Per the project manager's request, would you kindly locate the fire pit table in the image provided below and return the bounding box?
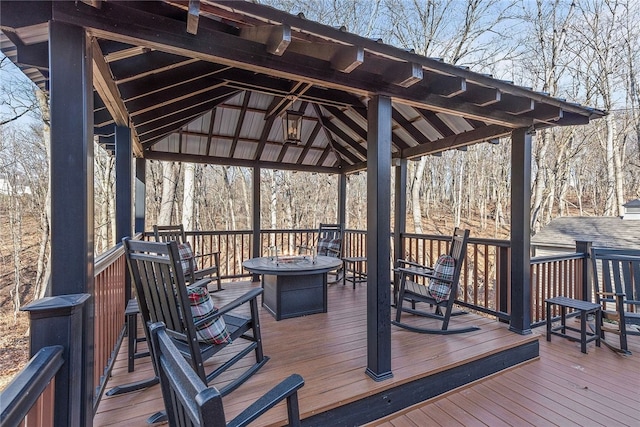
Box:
[242,255,342,320]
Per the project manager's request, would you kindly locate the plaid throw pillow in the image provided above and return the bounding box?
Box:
[317,237,341,257]
[187,286,231,345]
[178,242,198,275]
[427,254,456,303]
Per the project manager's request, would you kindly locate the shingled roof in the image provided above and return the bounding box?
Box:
[531,216,640,251]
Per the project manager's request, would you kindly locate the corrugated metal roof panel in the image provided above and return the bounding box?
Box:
[183,134,207,155]
[210,137,231,157]
[240,109,265,141]
[234,140,257,160]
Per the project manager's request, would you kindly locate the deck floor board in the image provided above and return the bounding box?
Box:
[370,323,640,427]
[95,279,536,426]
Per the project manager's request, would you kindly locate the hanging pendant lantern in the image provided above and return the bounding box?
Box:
[283,110,303,144]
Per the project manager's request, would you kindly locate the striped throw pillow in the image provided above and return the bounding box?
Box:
[427,254,456,302]
[187,286,231,345]
[178,242,198,275]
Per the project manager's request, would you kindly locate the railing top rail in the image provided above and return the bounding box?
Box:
[0,345,64,427]
[402,232,510,247]
[94,242,124,276]
[531,252,586,264]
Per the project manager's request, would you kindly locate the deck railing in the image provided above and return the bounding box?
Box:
[0,346,63,427]
[12,229,594,426]
[92,243,127,408]
[529,252,587,327]
[402,233,512,320]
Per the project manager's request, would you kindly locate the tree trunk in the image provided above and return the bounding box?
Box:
[158,162,180,225]
[182,162,196,231]
[411,157,427,233]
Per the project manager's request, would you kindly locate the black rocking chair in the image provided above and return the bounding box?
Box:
[392,228,479,334]
[123,238,269,421]
[148,321,304,427]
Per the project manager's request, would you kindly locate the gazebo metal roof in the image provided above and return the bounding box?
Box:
[1,0,605,173]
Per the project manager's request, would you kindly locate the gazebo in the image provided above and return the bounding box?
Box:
[0,1,605,425]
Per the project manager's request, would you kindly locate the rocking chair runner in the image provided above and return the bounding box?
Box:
[123,238,269,401]
[590,247,640,355]
[154,224,222,292]
[392,228,479,334]
[148,321,304,427]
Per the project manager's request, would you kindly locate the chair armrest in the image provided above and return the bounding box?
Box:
[395,259,434,271]
[228,374,305,427]
[396,266,445,282]
[191,288,263,329]
[194,250,220,259]
[187,278,212,289]
[215,288,263,318]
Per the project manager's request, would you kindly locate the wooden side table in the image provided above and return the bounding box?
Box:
[545,296,601,354]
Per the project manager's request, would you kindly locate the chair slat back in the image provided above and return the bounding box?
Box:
[124,238,207,379]
[154,224,187,244]
[149,322,226,427]
[591,247,640,306]
[318,223,344,256]
[448,228,469,298]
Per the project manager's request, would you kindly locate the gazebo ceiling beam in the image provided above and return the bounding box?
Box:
[239,24,291,56]
[91,37,143,156]
[415,108,456,138]
[350,106,408,151]
[117,62,229,101]
[402,124,513,159]
[319,116,367,160]
[132,86,238,127]
[313,104,360,165]
[391,109,433,144]
[51,1,540,129]
[145,150,340,174]
[124,79,228,114]
[457,83,501,107]
[229,92,251,158]
[296,121,322,165]
[216,0,599,119]
[186,0,200,35]
[287,41,364,73]
[134,91,238,137]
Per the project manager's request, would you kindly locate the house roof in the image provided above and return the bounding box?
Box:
[0,0,606,173]
[531,217,640,250]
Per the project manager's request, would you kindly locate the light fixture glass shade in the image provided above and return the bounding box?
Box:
[283,110,303,143]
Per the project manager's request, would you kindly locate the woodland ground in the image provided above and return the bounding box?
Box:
[0,209,509,391]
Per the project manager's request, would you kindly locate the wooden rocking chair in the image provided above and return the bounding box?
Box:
[123,238,269,422]
[153,224,222,292]
[590,247,640,355]
[392,228,479,334]
[148,321,304,427]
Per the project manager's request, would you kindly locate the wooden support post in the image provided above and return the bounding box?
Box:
[393,159,407,305]
[252,166,261,282]
[48,19,95,425]
[134,158,146,234]
[497,246,509,322]
[22,294,91,427]
[509,128,532,335]
[338,173,347,226]
[116,125,132,304]
[366,95,393,381]
[575,241,593,301]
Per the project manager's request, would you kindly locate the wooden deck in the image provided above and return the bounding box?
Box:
[369,323,640,427]
[95,280,538,426]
